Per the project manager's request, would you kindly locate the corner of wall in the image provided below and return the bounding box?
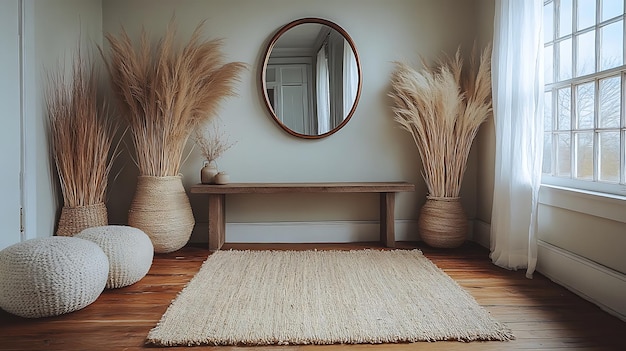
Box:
[472,219,491,249]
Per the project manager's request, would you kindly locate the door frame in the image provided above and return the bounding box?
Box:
[21,0,37,241]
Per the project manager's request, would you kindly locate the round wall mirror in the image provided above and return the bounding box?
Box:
[260,18,362,139]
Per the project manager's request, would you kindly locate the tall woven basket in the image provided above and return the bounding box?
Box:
[418,197,467,248]
[56,202,108,237]
[128,175,195,253]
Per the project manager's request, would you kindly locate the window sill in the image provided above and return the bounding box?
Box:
[539,184,626,224]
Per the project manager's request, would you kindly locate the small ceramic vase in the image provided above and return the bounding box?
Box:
[214,172,230,185]
[200,161,218,184]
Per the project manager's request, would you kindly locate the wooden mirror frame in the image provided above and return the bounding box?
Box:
[260,17,362,139]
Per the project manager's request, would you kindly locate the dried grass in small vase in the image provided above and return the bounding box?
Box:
[193,122,236,166]
[45,49,118,236]
[193,122,236,184]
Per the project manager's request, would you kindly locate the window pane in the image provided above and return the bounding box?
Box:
[559,0,574,37]
[600,20,624,71]
[601,0,624,21]
[576,30,596,76]
[599,76,621,128]
[544,0,626,191]
[559,38,573,81]
[576,132,594,179]
[557,87,572,130]
[545,1,555,42]
[576,82,595,129]
[578,0,597,30]
[598,131,620,182]
[545,91,553,131]
[557,133,572,177]
[543,133,553,174]
[545,44,554,84]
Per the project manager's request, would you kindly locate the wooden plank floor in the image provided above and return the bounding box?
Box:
[0,242,624,350]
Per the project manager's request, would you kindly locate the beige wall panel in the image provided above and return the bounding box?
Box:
[538,204,626,274]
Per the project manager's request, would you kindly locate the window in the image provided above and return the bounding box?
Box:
[543,0,626,195]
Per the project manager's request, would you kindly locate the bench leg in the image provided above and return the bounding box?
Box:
[208,194,226,251]
[380,192,396,248]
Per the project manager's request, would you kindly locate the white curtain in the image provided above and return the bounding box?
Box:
[490,0,543,278]
[316,46,331,134]
[342,39,358,117]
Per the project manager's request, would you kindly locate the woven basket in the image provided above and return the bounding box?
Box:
[56,202,108,237]
[418,196,467,248]
[128,176,195,253]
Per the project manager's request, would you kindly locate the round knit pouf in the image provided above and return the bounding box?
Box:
[76,225,154,289]
[0,237,109,318]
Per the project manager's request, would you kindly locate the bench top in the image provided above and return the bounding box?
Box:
[190,182,415,194]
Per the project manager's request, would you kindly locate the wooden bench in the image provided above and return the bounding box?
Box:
[190,182,415,251]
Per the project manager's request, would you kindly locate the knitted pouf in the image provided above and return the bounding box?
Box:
[0,237,109,318]
[76,225,154,289]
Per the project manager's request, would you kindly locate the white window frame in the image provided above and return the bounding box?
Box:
[542,0,626,197]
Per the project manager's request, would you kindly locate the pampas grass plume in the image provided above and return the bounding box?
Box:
[389,45,492,198]
[102,18,246,177]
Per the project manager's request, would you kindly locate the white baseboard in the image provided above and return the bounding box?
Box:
[537,240,626,322]
[190,220,420,244]
[472,219,491,249]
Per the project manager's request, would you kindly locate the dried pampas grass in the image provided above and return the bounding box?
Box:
[389,45,492,198]
[46,50,117,208]
[102,18,246,177]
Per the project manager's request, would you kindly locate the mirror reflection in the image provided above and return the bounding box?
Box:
[261,18,361,138]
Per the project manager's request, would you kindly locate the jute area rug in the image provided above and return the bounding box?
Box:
[147,249,513,346]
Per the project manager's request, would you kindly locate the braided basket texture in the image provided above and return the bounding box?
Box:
[128,176,194,253]
[418,197,468,248]
[56,202,108,237]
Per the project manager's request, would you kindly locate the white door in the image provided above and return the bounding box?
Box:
[281,85,307,134]
[279,65,309,134]
[0,0,23,250]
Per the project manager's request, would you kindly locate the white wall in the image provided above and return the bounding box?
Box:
[474,0,497,247]
[22,0,103,239]
[101,0,482,243]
